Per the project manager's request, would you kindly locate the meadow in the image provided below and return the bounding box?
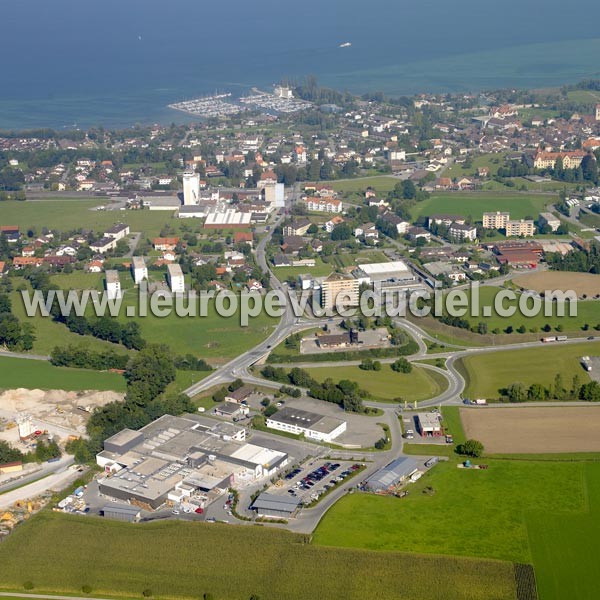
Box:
[411,192,549,221]
[315,459,600,599]
[0,511,519,600]
[304,364,447,403]
[456,342,598,399]
[0,356,126,392]
[327,175,398,194]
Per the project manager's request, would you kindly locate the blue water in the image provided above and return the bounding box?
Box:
[2,0,600,129]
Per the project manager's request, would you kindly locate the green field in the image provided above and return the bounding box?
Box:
[0,511,519,600]
[327,176,398,194]
[11,278,278,363]
[457,342,598,398]
[441,286,600,333]
[0,356,126,392]
[444,153,506,179]
[315,460,600,598]
[305,364,447,403]
[411,192,549,222]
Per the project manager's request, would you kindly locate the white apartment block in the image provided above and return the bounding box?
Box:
[131,256,148,285]
[167,263,185,293]
[483,212,510,229]
[105,270,121,300]
[538,212,561,232]
[321,273,359,311]
[305,197,343,213]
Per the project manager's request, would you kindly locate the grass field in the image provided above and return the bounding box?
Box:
[304,364,448,403]
[411,192,549,221]
[11,278,278,362]
[457,342,598,398]
[0,511,519,600]
[0,356,126,392]
[444,153,505,179]
[0,199,181,239]
[441,285,600,333]
[327,176,398,194]
[315,459,600,598]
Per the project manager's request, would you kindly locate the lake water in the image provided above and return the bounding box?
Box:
[2,0,600,129]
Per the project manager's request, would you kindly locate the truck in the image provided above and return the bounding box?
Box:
[474,399,487,405]
[542,336,568,343]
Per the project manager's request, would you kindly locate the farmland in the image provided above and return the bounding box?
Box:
[0,511,519,600]
[513,271,600,298]
[456,342,598,398]
[0,356,126,392]
[315,459,600,599]
[327,175,398,194]
[460,406,600,454]
[304,364,448,403]
[411,192,549,221]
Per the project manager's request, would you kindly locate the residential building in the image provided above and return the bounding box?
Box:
[533,150,586,170]
[104,223,130,240]
[506,219,535,237]
[105,270,121,300]
[167,263,185,293]
[428,214,465,228]
[483,211,510,229]
[538,212,561,232]
[305,197,343,213]
[152,237,180,251]
[320,273,359,311]
[131,256,147,284]
[448,222,477,242]
[283,218,311,236]
[182,172,200,205]
[90,237,117,254]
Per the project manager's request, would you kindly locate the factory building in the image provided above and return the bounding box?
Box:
[364,457,419,492]
[266,407,347,443]
[96,415,289,510]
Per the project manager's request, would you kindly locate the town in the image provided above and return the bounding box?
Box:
[2,78,600,600]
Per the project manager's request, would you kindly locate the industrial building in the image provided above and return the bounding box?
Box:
[251,492,300,518]
[101,504,141,522]
[266,406,347,443]
[364,457,419,492]
[96,414,289,510]
[204,208,252,228]
[538,212,561,232]
[417,412,443,437]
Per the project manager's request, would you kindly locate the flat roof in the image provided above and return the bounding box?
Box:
[268,406,345,434]
[167,263,184,277]
[252,492,299,513]
[417,412,442,429]
[105,270,120,284]
[105,428,143,448]
[132,256,146,268]
[358,260,410,275]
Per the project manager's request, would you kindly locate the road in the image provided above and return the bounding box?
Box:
[0,457,77,510]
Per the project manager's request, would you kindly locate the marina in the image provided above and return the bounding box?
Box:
[167,93,245,118]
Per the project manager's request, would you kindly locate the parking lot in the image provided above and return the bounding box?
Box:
[267,459,365,507]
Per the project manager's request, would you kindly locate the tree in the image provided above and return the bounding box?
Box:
[507,382,527,403]
[391,358,412,373]
[457,439,484,458]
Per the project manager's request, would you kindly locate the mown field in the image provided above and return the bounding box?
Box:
[327,175,398,194]
[411,192,549,221]
[315,460,600,599]
[0,356,126,392]
[304,364,447,403]
[0,511,519,600]
[457,341,598,398]
[512,271,600,298]
[10,278,278,363]
[440,285,600,333]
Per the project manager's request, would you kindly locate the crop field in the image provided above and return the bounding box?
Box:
[457,342,598,398]
[0,356,126,392]
[0,511,519,600]
[513,271,600,298]
[460,406,600,454]
[411,192,549,221]
[304,364,448,403]
[315,459,600,599]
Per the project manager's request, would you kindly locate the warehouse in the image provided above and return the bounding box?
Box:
[266,406,347,442]
[357,260,416,284]
[251,492,300,518]
[417,412,443,437]
[365,457,419,492]
[101,504,141,522]
[204,208,252,228]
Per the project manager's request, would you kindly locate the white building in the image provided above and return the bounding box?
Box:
[104,224,130,240]
[538,212,561,232]
[167,263,185,293]
[90,237,118,254]
[266,407,347,443]
[449,222,478,242]
[305,197,343,213]
[182,172,200,206]
[131,256,148,285]
[105,270,121,299]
